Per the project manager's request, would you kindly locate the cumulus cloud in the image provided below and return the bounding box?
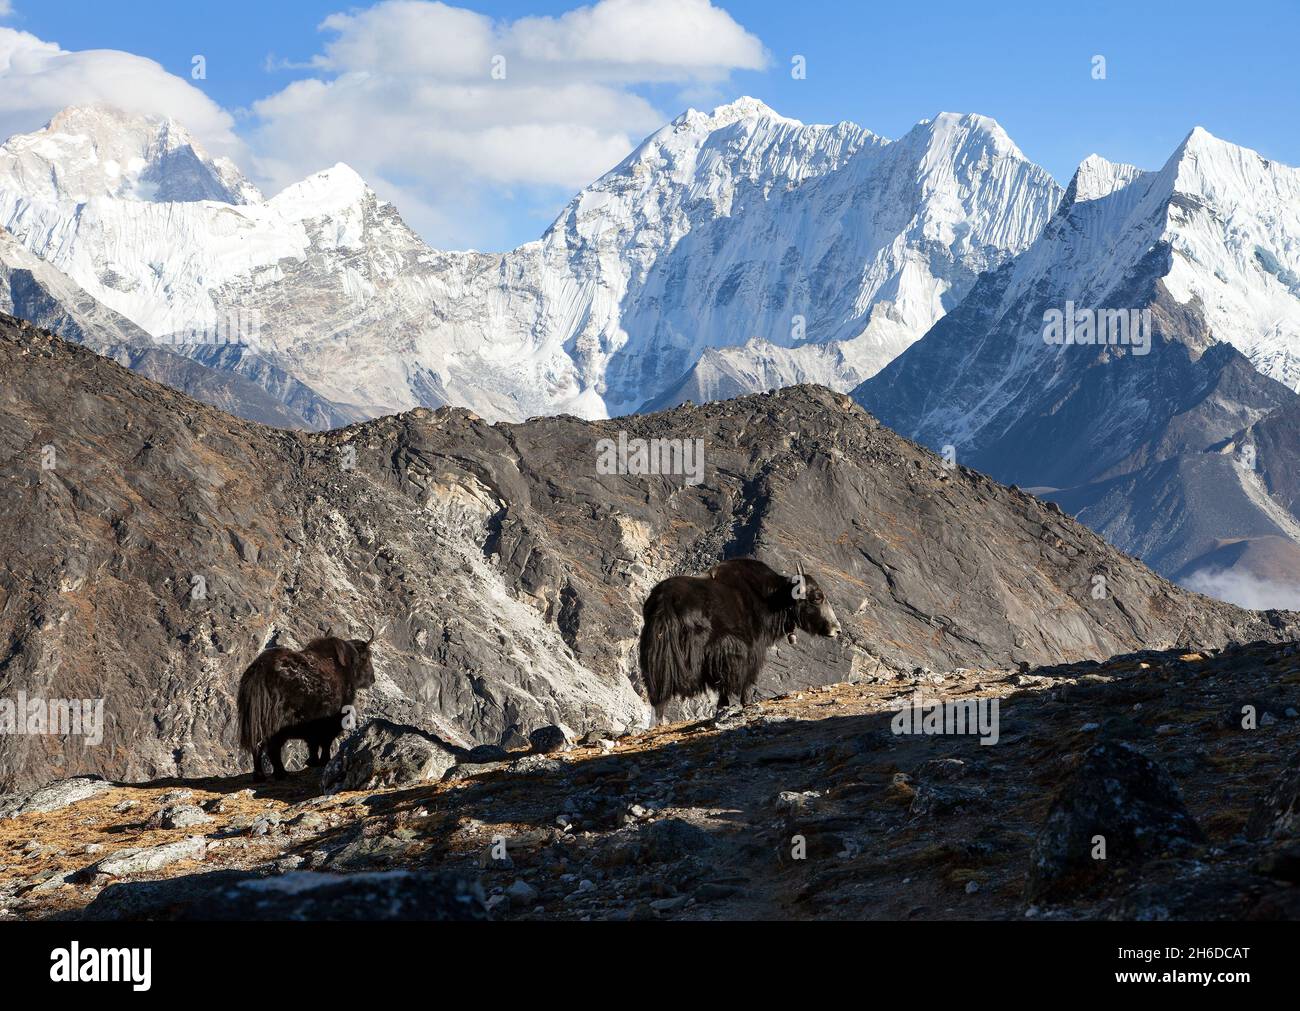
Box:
[0,27,244,160]
[1182,567,1300,610]
[248,0,768,246]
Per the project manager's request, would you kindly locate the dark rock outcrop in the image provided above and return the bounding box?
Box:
[1027,742,1204,902]
[1247,751,1300,840]
[74,869,487,921]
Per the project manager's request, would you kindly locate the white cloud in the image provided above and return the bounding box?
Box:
[248,0,768,246]
[0,27,243,161]
[0,2,768,249]
[0,3,13,19]
[509,0,767,80]
[1182,567,1300,610]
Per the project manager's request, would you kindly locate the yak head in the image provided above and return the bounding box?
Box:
[787,564,841,641]
[321,624,383,691]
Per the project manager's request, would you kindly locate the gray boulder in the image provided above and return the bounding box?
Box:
[146,803,213,830]
[529,725,575,754]
[322,719,461,794]
[77,836,207,880]
[0,776,112,820]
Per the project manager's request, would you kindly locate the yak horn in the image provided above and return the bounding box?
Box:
[363,622,387,646]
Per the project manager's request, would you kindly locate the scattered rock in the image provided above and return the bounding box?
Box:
[529,725,574,754]
[322,719,461,794]
[0,776,112,819]
[146,803,213,830]
[79,836,208,880]
[506,879,539,905]
[1027,742,1204,902]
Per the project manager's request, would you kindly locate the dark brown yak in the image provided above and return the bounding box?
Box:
[237,628,380,780]
[640,557,841,723]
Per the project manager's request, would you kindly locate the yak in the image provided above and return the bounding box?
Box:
[237,629,379,780]
[639,557,841,723]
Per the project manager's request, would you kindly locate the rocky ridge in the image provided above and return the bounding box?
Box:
[2,315,1297,792]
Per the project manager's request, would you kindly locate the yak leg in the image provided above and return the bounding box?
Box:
[305,716,340,765]
[308,729,331,766]
[251,745,268,782]
[709,635,750,716]
[267,730,290,779]
[304,727,324,766]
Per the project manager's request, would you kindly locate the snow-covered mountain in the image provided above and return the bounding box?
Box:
[0,105,261,206]
[854,128,1300,603]
[0,225,151,346]
[0,212,353,431]
[0,100,1061,422]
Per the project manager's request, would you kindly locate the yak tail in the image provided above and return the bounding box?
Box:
[639,595,703,707]
[237,667,280,754]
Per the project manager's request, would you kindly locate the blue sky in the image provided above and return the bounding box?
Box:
[2,0,1297,250]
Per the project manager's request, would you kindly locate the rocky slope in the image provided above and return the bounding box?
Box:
[0,101,1061,422]
[2,638,1297,921]
[855,130,1300,599]
[2,316,1297,793]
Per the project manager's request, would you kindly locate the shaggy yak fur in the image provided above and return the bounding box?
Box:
[237,632,377,780]
[639,557,841,721]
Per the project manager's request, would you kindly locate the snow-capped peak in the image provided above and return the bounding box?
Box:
[1149,125,1300,390]
[1066,154,1145,204]
[0,96,1064,425]
[0,103,261,205]
[269,162,373,216]
[1161,124,1295,204]
[672,96,796,131]
[910,111,1026,161]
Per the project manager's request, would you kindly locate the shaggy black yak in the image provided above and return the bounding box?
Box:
[237,629,379,780]
[639,558,841,722]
